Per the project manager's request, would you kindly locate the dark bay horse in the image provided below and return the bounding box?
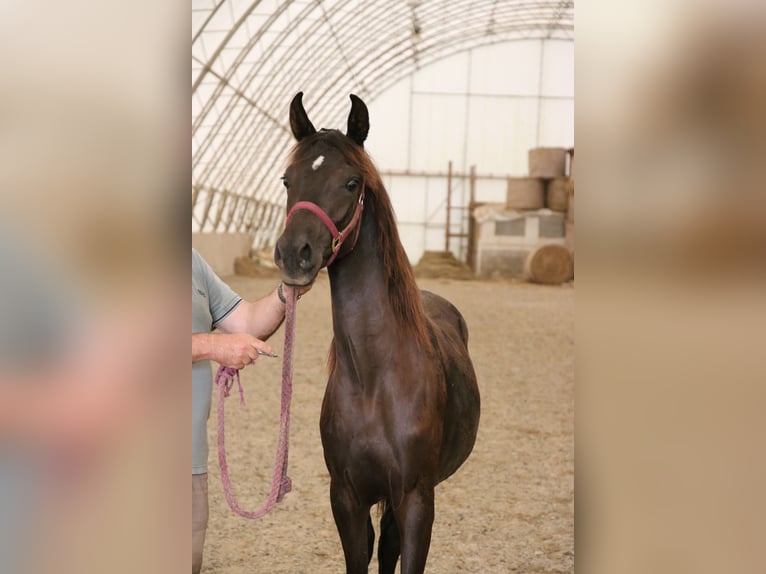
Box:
[275,92,480,574]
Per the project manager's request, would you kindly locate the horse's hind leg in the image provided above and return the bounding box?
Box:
[329,479,370,574]
[377,505,400,574]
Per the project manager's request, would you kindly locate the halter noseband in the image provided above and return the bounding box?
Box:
[284,184,365,267]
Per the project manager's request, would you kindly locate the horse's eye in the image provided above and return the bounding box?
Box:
[281,177,289,190]
[345,179,359,192]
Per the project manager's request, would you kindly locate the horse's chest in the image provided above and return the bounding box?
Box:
[320,394,392,453]
[320,377,443,476]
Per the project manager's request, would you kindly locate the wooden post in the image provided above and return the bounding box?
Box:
[213,190,229,231]
[467,165,477,271]
[224,193,242,232]
[445,160,453,252]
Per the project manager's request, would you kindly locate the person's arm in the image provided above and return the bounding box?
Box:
[216,285,285,340]
[216,283,310,340]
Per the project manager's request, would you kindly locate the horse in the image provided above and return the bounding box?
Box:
[274,92,480,574]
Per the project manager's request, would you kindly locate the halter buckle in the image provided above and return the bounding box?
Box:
[331,233,343,253]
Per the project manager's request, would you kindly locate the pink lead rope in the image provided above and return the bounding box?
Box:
[214,287,297,519]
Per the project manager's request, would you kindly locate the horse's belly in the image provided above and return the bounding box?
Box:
[439,375,480,480]
[421,290,482,480]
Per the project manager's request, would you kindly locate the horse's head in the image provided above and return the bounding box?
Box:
[274,92,369,286]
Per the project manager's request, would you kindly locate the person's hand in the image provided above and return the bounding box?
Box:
[208,333,275,370]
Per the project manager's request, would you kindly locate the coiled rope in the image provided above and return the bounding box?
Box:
[214,288,297,519]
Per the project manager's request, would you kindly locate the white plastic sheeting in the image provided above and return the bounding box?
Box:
[192,0,573,261]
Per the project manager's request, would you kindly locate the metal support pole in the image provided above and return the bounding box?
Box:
[445,160,453,252]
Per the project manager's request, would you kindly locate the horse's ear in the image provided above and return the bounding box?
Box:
[290,92,316,141]
[346,94,369,147]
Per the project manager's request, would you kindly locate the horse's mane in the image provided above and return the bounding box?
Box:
[289,131,433,355]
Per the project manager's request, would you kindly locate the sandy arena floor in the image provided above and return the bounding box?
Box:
[202,274,574,573]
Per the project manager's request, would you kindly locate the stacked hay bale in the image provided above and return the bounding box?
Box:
[525,147,574,284]
[545,178,569,212]
[505,177,544,210]
[529,147,570,215]
[471,147,574,283]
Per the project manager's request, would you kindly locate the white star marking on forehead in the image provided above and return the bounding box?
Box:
[312,155,325,170]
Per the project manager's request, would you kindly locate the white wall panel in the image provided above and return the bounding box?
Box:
[538,98,575,148]
[366,78,411,170]
[424,227,447,255]
[541,41,575,97]
[398,224,427,263]
[474,179,507,205]
[423,177,448,223]
[469,41,542,96]
[465,96,539,175]
[412,51,470,94]
[409,94,467,172]
[387,176,428,223]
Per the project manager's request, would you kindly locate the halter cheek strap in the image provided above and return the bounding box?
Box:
[284,185,365,267]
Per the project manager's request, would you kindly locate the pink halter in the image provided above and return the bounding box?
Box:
[284,185,365,267]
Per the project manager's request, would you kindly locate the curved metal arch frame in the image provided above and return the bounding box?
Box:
[192,0,573,244]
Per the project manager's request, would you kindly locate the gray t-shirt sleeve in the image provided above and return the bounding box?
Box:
[191,248,242,328]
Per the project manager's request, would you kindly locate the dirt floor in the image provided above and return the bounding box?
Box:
[203,273,574,573]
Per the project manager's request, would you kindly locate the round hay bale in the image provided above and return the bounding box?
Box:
[529,147,568,178]
[545,178,569,212]
[523,244,573,284]
[506,177,544,210]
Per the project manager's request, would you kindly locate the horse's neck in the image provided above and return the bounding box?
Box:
[327,202,399,348]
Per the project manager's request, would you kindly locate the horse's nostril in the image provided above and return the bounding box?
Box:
[299,243,312,269]
[274,245,282,265]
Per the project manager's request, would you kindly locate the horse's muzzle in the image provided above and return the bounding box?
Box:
[274,233,322,286]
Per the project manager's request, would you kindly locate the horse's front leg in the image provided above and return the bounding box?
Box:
[393,486,435,574]
[330,478,371,574]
